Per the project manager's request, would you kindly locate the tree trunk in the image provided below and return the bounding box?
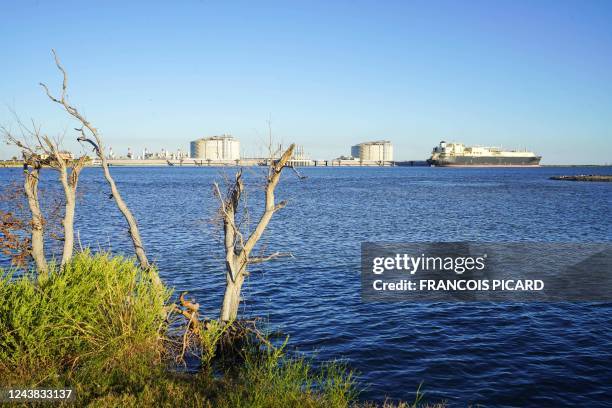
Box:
[216,145,295,323]
[61,188,76,266]
[58,166,76,266]
[100,157,151,269]
[220,272,245,322]
[23,167,47,274]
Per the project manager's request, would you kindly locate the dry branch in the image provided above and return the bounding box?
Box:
[217,143,296,322]
[3,115,88,268]
[39,50,158,286]
[249,251,294,264]
[171,292,203,363]
[0,182,32,268]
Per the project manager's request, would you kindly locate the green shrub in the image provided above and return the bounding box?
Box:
[0,251,169,389]
[199,318,231,367]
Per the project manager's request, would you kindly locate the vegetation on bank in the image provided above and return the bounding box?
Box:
[0,252,355,407]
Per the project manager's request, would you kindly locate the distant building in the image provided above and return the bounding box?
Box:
[39,151,74,161]
[351,140,393,161]
[190,135,240,160]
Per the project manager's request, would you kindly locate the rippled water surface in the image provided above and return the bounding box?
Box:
[1,166,611,407]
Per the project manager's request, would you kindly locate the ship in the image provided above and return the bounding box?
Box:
[427,141,541,167]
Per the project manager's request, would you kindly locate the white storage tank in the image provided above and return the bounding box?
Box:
[190,135,240,160]
[350,140,393,161]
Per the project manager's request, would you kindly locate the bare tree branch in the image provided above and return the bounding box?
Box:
[288,164,307,180]
[249,252,294,264]
[3,115,89,269]
[39,49,157,284]
[242,145,294,257]
[38,132,87,266]
[217,143,297,322]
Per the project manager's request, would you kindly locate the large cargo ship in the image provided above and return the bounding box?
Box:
[427,141,541,167]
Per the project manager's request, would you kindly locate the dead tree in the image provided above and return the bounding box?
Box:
[2,125,48,274]
[40,135,87,265]
[215,144,295,322]
[39,50,159,285]
[4,119,88,268]
[22,154,47,274]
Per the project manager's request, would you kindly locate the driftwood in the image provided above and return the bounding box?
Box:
[172,292,202,362]
[169,291,275,365]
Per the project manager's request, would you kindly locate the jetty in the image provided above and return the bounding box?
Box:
[550,175,612,182]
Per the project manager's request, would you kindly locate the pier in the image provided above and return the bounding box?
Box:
[91,158,397,167]
[550,175,612,182]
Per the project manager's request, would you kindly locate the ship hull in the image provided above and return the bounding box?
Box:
[428,155,541,167]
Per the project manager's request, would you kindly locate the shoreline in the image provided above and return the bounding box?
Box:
[1,161,610,169]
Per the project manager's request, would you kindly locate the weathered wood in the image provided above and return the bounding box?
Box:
[216,144,296,322]
[41,135,87,266]
[2,126,49,274]
[40,50,159,288]
[23,158,47,274]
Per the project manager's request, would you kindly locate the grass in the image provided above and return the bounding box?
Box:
[217,340,358,408]
[0,252,168,400]
[0,252,443,407]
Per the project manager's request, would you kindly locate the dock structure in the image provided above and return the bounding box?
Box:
[393,160,429,167]
[4,157,417,168]
[101,158,257,167]
[550,175,612,182]
[313,159,393,167]
[92,158,397,167]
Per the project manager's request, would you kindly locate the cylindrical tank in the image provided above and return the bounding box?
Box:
[190,135,240,160]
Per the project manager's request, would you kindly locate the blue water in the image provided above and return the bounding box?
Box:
[1,166,611,407]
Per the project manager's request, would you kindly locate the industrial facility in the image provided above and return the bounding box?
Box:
[351,140,393,162]
[190,135,240,161]
[88,137,397,167]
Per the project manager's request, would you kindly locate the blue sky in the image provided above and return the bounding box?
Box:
[1,0,611,163]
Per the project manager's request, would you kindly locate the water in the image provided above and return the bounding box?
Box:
[1,166,611,407]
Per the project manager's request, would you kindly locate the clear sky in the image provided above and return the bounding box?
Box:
[1,0,611,163]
